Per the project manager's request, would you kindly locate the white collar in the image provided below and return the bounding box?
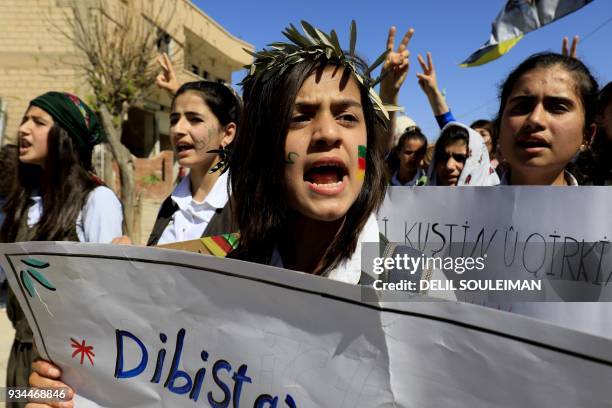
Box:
[171,171,230,211]
[391,168,423,186]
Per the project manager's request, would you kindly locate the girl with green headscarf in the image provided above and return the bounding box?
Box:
[1,92,124,406]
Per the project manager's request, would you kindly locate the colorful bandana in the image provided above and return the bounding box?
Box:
[30,92,105,153]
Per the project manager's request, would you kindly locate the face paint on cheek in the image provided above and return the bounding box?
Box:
[357,145,366,181]
[285,151,299,165]
[193,137,207,150]
[194,128,215,150]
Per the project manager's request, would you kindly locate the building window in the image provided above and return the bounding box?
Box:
[122,107,157,158]
[156,29,172,55]
[202,71,209,80]
[191,65,200,76]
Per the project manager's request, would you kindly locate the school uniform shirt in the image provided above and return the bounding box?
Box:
[27,185,123,243]
[270,213,380,284]
[157,171,230,245]
[390,168,426,186]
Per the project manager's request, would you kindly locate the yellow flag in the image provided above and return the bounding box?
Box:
[461,0,593,67]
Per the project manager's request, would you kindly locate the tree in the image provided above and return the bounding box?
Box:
[54,0,174,241]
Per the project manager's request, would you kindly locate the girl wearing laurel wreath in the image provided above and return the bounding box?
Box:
[226,21,402,282]
[2,92,123,407]
[27,22,406,404]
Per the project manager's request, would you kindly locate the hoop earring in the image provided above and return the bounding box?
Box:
[207,145,231,174]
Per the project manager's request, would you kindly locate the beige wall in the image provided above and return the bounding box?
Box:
[0,0,84,144]
[0,0,253,146]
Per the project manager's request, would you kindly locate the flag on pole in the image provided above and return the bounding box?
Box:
[460,0,593,67]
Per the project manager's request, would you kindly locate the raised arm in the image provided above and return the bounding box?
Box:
[155,52,181,95]
[379,26,414,150]
[416,52,454,128]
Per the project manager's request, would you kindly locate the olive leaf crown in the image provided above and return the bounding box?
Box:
[239,20,399,124]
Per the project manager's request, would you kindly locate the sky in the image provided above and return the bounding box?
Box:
[193,0,612,140]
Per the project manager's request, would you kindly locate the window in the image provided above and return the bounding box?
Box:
[156,29,172,55]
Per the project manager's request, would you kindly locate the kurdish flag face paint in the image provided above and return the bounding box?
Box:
[357,145,366,181]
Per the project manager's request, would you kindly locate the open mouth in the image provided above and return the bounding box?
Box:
[304,162,348,188]
[175,142,195,153]
[19,139,32,154]
[516,138,551,149]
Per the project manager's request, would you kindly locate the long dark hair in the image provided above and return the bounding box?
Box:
[573,81,612,184]
[229,59,388,271]
[1,123,98,241]
[387,126,428,174]
[0,145,18,199]
[591,82,612,154]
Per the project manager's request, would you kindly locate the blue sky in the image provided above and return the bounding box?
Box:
[193,0,611,140]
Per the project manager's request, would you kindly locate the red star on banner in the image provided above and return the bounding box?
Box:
[70,338,95,366]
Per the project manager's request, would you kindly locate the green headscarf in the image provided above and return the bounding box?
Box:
[30,92,105,156]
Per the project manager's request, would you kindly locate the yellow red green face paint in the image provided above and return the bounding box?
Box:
[357,145,366,180]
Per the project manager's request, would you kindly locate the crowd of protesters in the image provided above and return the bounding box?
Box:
[0,22,608,407]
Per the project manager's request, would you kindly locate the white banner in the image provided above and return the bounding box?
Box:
[2,241,612,407]
[378,186,612,337]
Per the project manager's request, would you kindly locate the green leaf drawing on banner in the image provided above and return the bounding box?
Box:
[21,258,50,268]
[20,270,34,298]
[27,268,56,291]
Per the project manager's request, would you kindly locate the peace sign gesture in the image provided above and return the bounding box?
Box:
[379,26,414,104]
[416,51,449,117]
[155,52,181,95]
[416,52,439,96]
[562,35,579,58]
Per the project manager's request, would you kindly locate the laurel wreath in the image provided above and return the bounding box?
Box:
[240,20,400,124]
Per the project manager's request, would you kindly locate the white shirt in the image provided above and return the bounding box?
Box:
[27,186,123,243]
[270,213,380,284]
[157,172,230,245]
[390,168,425,186]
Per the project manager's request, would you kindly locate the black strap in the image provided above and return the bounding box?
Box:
[146,196,179,246]
[146,197,235,246]
[202,202,234,236]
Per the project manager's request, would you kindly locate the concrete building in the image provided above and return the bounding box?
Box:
[0,0,253,156]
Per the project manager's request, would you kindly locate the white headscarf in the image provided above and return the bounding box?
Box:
[427,121,500,186]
